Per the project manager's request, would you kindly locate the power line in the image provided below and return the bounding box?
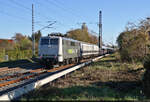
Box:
[52,0,84,19]
[35,22,46,27]
[38,21,56,31]
[32,0,56,20]
[0,1,32,22]
[7,0,58,32]
[7,0,50,22]
[50,0,100,34]
[8,0,54,21]
[32,0,80,29]
[8,0,32,12]
[33,0,69,28]
[46,0,84,19]
[0,9,31,23]
[0,0,31,16]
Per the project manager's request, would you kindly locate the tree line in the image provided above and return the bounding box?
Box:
[0,23,99,61]
[117,18,150,62]
[66,23,98,44]
[0,31,42,61]
[116,17,150,98]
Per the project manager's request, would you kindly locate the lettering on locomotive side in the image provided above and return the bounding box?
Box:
[68,49,76,54]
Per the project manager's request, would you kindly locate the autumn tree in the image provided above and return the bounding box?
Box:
[117,18,150,62]
[67,23,98,44]
[28,30,42,43]
[28,30,42,53]
[13,33,32,50]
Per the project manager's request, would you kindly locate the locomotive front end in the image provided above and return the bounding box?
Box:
[38,36,62,67]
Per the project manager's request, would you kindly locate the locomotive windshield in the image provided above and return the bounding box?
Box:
[41,38,49,45]
[50,39,58,45]
[41,38,58,45]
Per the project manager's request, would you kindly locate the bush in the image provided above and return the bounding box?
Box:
[6,50,32,61]
[117,18,150,62]
[0,49,33,62]
[142,54,150,98]
[0,49,5,61]
[117,31,149,62]
[143,54,150,70]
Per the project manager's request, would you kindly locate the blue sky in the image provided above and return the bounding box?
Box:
[0,0,150,45]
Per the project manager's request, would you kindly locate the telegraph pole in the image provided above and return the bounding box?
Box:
[32,4,35,57]
[99,11,102,53]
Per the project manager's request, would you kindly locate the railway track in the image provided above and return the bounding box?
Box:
[0,58,89,90]
[0,55,108,101]
[0,63,75,91]
[0,62,42,76]
[0,62,44,89]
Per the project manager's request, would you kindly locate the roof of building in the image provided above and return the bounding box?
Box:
[0,39,14,43]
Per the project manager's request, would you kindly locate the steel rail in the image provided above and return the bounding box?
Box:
[0,54,109,100]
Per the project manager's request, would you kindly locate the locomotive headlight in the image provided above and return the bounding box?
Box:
[54,55,57,58]
[48,45,51,48]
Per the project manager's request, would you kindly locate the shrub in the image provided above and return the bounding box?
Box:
[143,54,150,70]
[117,18,150,62]
[0,49,5,61]
[142,54,150,98]
[0,49,33,62]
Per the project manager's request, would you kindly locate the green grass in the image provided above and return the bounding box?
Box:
[21,86,144,101]
[20,53,146,101]
[90,54,143,71]
[0,49,34,62]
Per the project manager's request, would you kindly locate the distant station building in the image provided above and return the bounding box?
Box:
[0,39,14,44]
[0,39,14,43]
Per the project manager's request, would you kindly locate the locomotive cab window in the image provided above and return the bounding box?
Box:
[50,39,58,45]
[41,38,49,45]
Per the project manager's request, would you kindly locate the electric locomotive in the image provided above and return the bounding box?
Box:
[38,35,81,67]
[38,35,106,68]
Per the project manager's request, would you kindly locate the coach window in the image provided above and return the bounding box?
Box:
[66,40,69,45]
[71,42,75,46]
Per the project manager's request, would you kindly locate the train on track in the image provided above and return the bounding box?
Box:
[38,35,114,68]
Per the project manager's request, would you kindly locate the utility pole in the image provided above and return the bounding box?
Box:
[99,10,102,53]
[32,4,35,57]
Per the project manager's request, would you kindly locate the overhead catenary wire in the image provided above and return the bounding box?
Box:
[32,0,65,23]
[0,0,98,38]
[38,22,56,31]
[32,0,84,31]
[47,0,96,32]
[9,0,32,11]
[0,1,31,22]
[32,0,72,32]
[32,0,57,21]
[6,0,57,34]
[50,0,99,34]
[0,0,31,16]
[8,0,54,21]
[50,0,85,19]
[45,0,84,20]
[0,9,31,23]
